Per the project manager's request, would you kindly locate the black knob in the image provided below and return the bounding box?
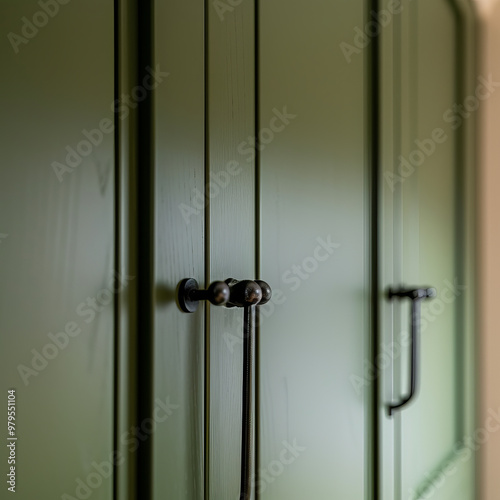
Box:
[178,278,230,313]
[255,280,272,305]
[225,279,262,307]
[192,281,230,305]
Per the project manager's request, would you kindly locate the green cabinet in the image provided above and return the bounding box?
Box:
[0,1,476,499]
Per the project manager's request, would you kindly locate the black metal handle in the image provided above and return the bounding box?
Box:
[225,279,271,500]
[178,276,272,500]
[387,286,436,416]
[240,304,255,500]
[177,278,230,313]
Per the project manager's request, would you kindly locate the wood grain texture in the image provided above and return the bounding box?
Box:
[0,1,114,498]
[207,1,256,498]
[152,1,205,498]
[115,1,140,499]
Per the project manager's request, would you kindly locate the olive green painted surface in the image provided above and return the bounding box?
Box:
[115,1,140,499]
[378,1,398,497]
[400,0,457,494]
[152,1,257,499]
[379,0,476,499]
[152,1,205,498]
[149,0,475,498]
[401,1,473,498]
[0,2,114,499]
[207,2,256,499]
[259,1,370,498]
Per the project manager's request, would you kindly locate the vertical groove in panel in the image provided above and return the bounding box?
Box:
[458,2,478,495]
[113,2,119,499]
[254,0,261,497]
[136,0,154,498]
[370,0,380,497]
[378,2,397,496]
[393,10,402,499]
[448,0,466,445]
[115,0,139,499]
[113,1,120,498]
[204,0,211,497]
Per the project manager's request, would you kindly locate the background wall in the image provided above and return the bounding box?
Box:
[475,1,500,499]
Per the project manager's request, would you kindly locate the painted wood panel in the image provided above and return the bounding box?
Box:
[0,1,114,498]
[259,1,370,498]
[207,1,256,498]
[152,1,205,498]
[379,0,476,498]
[400,1,473,498]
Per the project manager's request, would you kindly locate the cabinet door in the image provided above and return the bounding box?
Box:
[152,0,256,498]
[152,1,371,499]
[379,1,476,499]
[0,1,115,499]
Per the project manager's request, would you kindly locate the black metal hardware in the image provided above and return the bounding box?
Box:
[387,286,436,416]
[177,276,272,500]
[177,278,230,313]
[240,304,255,500]
[225,278,263,308]
[236,279,271,500]
[255,280,272,305]
[223,278,271,500]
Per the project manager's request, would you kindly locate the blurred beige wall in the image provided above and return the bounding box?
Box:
[475,1,500,499]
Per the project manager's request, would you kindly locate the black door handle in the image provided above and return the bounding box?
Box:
[224,279,271,500]
[387,286,436,417]
[177,277,272,500]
